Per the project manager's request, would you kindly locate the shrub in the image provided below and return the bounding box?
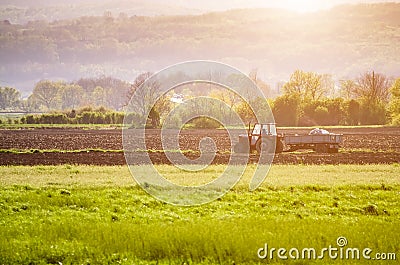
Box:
[25,115,37,124]
[51,114,68,124]
[97,106,108,113]
[113,112,124,124]
[391,114,400,126]
[77,106,94,114]
[94,113,105,124]
[189,117,221,129]
[76,112,92,124]
[125,113,145,128]
[124,113,135,124]
[104,113,113,124]
[68,109,77,118]
[21,108,128,125]
[37,113,68,124]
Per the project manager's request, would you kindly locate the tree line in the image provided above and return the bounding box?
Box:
[1,70,400,127]
[271,70,399,126]
[0,76,130,112]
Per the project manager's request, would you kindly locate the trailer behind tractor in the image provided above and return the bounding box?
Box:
[234,123,342,154]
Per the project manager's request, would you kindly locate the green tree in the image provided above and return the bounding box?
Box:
[0,87,21,110]
[325,98,345,125]
[235,101,255,124]
[60,84,84,110]
[359,100,386,125]
[31,80,63,110]
[92,86,107,107]
[272,93,301,126]
[314,106,329,125]
[20,96,40,112]
[76,76,131,109]
[389,78,400,125]
[283,70,326,101]
[301,100,319,125]
[346,99,360,126]
[279,97,345,126]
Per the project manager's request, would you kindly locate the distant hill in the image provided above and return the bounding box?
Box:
[0,3,399,94]
[0,0,204,24]
[2,0,400,24]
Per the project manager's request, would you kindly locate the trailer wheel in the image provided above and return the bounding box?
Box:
[315,144,328,153]
[328,147,339,153]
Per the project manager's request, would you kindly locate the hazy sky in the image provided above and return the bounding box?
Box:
[1,1,400,16]
[188,0,400,13]
[249,0,397,12]
[2,0,400,10]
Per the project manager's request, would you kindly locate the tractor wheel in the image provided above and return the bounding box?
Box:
[255,138,274,154]
[275,139,284,153]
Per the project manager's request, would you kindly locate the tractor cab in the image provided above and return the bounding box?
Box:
[249,123,277,145]
[251,123,277,135]
[234,123,283,153]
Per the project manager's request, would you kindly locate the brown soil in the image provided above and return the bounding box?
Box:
[0,127,399,165]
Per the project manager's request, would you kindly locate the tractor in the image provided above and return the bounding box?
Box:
[234,123,343,154]
[234,123,284,154]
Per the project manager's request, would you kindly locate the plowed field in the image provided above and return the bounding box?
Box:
[0,127,399,165]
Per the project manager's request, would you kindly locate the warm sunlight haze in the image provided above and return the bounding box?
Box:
[0,0,400,264]
[273,0,329,13]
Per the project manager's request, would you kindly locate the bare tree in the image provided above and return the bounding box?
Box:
[126,72,165,127]
[339,79,357,100]
[353,71,391,104]
[321,74,335,98]
[249,68,271,98]
[126,72,152,110]
[210,87,241,123]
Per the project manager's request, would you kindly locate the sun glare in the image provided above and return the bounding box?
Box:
[274,0,328,13]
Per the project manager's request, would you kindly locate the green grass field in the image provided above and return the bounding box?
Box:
[0,164,399,264]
